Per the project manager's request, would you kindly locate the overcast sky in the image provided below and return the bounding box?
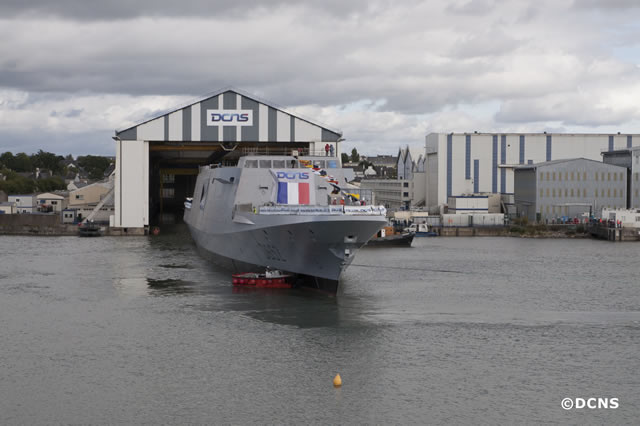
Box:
[1,0,640,157]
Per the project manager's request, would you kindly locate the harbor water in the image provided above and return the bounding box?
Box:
[1,230,638,424]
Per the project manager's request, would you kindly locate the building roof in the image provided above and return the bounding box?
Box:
[602,146,640,155]
[37,192,65,199]
[115,87,342,141]
[515,157,626,170]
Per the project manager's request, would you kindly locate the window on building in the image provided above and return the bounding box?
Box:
[565,206,568,215]
[162,174,175,183]
[601,172,605,181]
[614,173,618,181]
[540,188,544,197]
[75,195,83,200]
[571,172,574,180]
[613,188,617,197]
[595,189,598,198]
[636,172,639,181]
[570,189,574,197]
[546,172,550,180]
[51,201,57,205]
[552,172,556,181]
[162,188,175,199]
[559,172,562,182]
[601,189,605,197]
[540,173,544,181]
[608,172,611,181]
[403,192,409,197]
[546,188,550,197]
[583,188,586,197]
[620,172,624,181]
[583,172,586,181]
[564,172,568,181]
[403,182,409,187]
[564,189,568,197]
[608,188,611,197]
[552,188,556,197]
[546,205,550,214]
[595,173,598,181]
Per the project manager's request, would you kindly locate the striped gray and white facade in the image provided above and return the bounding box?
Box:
[112,89,342,229]
[116,89,341,145]
[425,132,640,209]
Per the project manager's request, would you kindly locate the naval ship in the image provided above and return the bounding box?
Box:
[183,155,387,293]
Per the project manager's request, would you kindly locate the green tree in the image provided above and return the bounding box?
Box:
[350,148,360,163]
[31,150,64,175]
[36,176,66,193]
[0,172,36,194]
[77,155,112,180]
[341,153,350,164]
[13,153,33,172]
[0,152,14,169]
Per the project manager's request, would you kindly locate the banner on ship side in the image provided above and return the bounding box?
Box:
[270,170,316,205]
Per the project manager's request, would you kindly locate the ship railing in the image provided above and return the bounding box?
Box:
[240,146,338,158]
[258,205,387,216]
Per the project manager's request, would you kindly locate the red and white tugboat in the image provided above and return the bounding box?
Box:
[232,268,293,289]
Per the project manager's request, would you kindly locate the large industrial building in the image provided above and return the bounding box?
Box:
[424,132,640,211]
[111,88,342,231]
[513,158,627,222]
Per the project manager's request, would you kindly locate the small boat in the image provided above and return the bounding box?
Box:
[78,221,102,237]
[232,270,293,289]
[408,223,438,237]
[366,225,415,247]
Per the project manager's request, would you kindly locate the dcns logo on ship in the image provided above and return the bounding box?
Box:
[277,172,309,180]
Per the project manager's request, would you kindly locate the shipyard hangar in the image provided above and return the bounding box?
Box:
[111,88,343,232]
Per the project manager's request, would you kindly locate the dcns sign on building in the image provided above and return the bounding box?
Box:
[206,109,253,126]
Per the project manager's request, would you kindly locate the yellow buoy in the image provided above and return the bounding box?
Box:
[333,374,342,387]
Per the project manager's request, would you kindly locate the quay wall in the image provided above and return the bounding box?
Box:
[0,214,78,235]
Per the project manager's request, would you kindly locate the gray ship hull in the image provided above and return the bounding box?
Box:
[186,214,385,292]
[184,159,386,293]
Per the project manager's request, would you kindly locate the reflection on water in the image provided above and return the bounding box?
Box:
[1,231,639,424]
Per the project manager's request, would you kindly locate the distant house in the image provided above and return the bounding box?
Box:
[37,192,67,213]
[69,182,111,206]
[0,202,16,215]
[67,180,89,191]
[35,168,52,179]
[8,194,37,213]
[0,190,7,203]
[68,181,114,222]
[61,208,78,224]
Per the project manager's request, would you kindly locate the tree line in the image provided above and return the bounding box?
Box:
[0,150,113,195]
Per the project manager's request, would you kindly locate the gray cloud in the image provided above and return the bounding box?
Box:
[0,0,374,20]
[2,0,640,155]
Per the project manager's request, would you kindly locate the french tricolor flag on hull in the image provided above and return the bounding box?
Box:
[277,182,310,205]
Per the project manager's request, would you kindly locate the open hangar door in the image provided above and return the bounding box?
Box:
[112,88,342,231]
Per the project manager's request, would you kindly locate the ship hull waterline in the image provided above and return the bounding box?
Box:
[186,214,386,293]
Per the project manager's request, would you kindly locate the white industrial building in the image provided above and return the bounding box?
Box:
[112,88,342,231]
[424,132,640,211]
